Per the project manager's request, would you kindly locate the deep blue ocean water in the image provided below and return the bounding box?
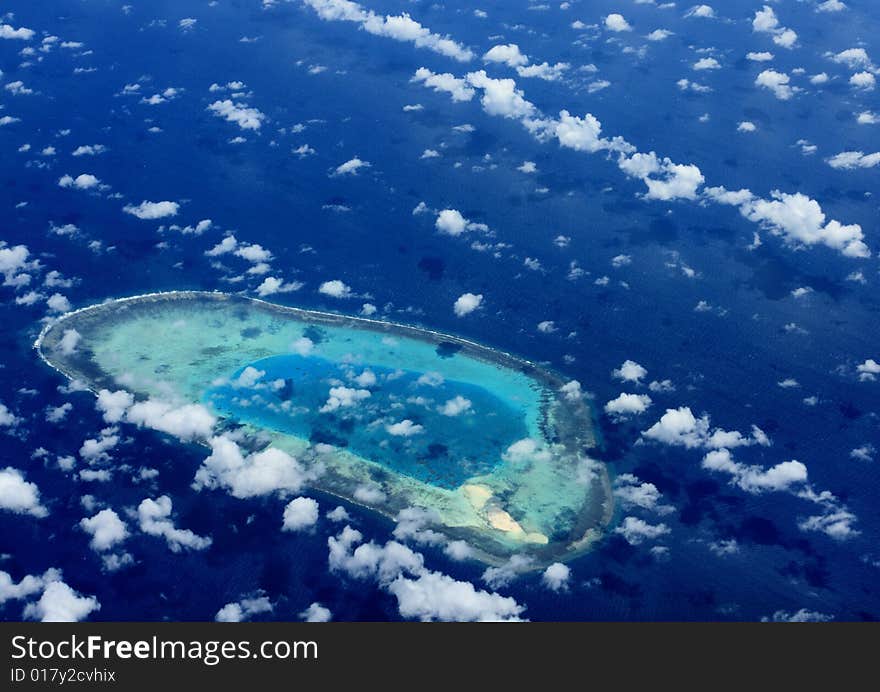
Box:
[0,0,878,620]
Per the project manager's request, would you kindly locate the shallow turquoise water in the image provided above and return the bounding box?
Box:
[206,354,528,489]
[38,292,609,563]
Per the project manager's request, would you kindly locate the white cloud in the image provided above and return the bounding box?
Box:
[215,595,272,622]
[702,448,807,493]
[0,24,35,40]
[126,400,216,441]
[354,484,386,504]
[439,396,472,417]
[57,328,81,355]
[816,0,846,11]
[303,0,473,62]
[560,380,583,402]
[207,100,265,130]
[194,435,312,499]
[282,497,320,531]
[79,431,119,462]
[647,29,672,41]
[482,554,534,589]
[798,507,858,539]
[332,157,370,176]
[554,110,623,154]
[827,48,874,70]
[80,508,128,551]
[618,151,705,200]
[826,151,880,170]
[755,69,796,99]
[684,5,715,19]
[849,72,875,90]
[742,190,869,258]
[47,293,71,313]
[5,80,33,95]
[328,525,523,620]
[137,495,212,552]
[747,51,774,62]
[0,467,48,517]
[435,209,468,236]
[96,389,135,424]
[291,337,314,355]
[604,14,632,32]
[614,474,671,513]
[482,43,528,67]
[411,68,475,102]
[605,393,652,419]
[23,579,100,622]
[541,562,571,591]
[320,386,370,412]
[642,407,770,450]
[58,173,99,190]
[386,419,424,436]
[72,144,107,157]
[516,62,570,82]
[256,277,304,297]
[693,57,720,70]
[390,571,525,621]
[612,359,647,384]
[403,22,865,261]
[0,403,20,428]
[45,403,73,424]
[856,359,879,381]
[300,602,332,622]
[465,70,535,119]
[615,516,670,545]
[205,235,238,256]
[433,208,489,236]
[0,569,54,605]
[764,609,833,622]
[123,200,179,219]
[453,292,482,317]
[857,111,878,125]
[318,279,353,298]
[752,6,798,49]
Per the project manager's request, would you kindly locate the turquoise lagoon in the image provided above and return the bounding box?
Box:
[37,292,612,564]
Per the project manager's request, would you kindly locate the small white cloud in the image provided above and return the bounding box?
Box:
[453,292,483,317]
[300,602,332,622]
[282,497,320,531]
[80,508,128,551]
[58,173,99,190]
[123,200,179,219]
[0,467,48,517]
[256,277,304,297]
[207,100,265,130]
[612,359,647,384]
[604,14,632,32]
[541,562,571,591]
[332,157,370,176]
[605,393,652,419]
[318,279,353,298]
[615,516,670,545]
[693,57,720,70]
[137,495,212,552]
[386,419,424,437]
[482,43,528,67]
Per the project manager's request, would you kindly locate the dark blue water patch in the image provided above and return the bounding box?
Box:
[204,354,528,489]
